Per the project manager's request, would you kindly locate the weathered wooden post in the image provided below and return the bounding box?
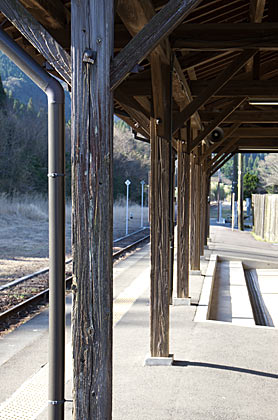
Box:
[149,52,171,359]
[190,145,201,271]
[177,138,190,298]
[199,149,207,256]
[71,1,114,418]
[205,173,211,245]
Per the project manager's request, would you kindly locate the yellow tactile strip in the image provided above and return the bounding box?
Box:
[0,266,149,419]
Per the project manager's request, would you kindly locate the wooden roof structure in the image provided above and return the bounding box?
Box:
[1,1,278,419]
[1,1,278,154]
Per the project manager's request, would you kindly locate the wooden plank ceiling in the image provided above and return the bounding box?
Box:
[1,0,278,152]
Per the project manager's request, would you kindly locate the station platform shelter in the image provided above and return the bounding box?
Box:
[1,1,278,418]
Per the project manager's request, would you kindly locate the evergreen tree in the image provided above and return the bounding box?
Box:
[0,72,6,106]
[243,172,259,198]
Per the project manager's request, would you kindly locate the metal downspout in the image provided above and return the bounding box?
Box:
[169,53,174,303]
[0,27,65,420]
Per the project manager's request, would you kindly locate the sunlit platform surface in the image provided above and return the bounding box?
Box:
[0,226,278,419]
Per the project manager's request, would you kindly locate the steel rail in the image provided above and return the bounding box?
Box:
[0,234,150,324]
[0,228,150,293]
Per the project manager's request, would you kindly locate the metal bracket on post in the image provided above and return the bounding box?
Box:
[83,49,97,65]
[48,400,65,406]
[47,173,65,178]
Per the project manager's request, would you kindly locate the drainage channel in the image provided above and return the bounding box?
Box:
[206,258,275,328]
[208,259,255,327]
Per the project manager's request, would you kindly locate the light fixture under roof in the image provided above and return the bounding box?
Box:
[249,101,278,105]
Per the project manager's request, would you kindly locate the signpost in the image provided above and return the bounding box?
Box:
[140,180,145,228]
[125,179,131,235]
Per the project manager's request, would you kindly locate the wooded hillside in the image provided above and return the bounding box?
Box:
[0,62,150,202]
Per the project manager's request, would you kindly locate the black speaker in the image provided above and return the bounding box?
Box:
[210,127,224,143]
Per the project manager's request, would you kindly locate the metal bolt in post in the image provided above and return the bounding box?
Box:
[140,180,145,228]
[125,179,131,235]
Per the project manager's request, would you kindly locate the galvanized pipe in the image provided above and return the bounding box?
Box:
[0,28,65,420]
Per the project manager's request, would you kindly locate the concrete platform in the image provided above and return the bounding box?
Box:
[0,226,278,419]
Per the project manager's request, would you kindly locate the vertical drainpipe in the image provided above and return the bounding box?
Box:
[0,28,65,420]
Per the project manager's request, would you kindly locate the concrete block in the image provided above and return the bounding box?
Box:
[190,270,202,275]
[144,353,174,366]
[172,297,191,306]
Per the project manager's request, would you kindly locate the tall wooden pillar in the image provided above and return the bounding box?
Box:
[169,149,176,303]
[200,149,209,254]
[71,1,114,418]
[190,147,201,271]
[150,52,171,358]
[199,160,206,256]
[177,140,190,298]
[189,152,195,269]
[204,173,211,246]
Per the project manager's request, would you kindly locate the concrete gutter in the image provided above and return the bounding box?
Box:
[194,254,218,322]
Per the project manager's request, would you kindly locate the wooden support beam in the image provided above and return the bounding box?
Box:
[232,127,278,137]
[150,50,171,357]
[177,138,190,298]
[246,1,266,72]
[173,50,255,134]
[207,137,240,169]
[210,149,237,175]
[179,51,229,71]
[115,111,150,140]
[190,143,201,271]
[114,87,150,119]
[200,158,207,256]
[173,55,202,130]
[171,23,278,50]
[200,123,241,163]
[116,0,202,131]
[114,95,150,139]
[189,98,245,152]
[199,110,278,124]
[204,174,210,245]
[189,79,278,97]
[237,138,278,150]
[210,152,236,176]
[111,0,202,90]
[250,0,266,22]
[71,1,113,418]
[20,0,70,28]
[0,0,71,85]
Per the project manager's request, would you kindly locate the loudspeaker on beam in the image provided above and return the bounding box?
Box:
[209,127,224,143]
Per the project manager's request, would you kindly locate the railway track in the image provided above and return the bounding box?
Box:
[0,228,150,329]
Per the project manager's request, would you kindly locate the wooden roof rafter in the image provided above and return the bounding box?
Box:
[111,0,203,90]
[173,50,256,135]
[0,0,71,84]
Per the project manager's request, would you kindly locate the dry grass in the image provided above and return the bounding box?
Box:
[113,201,149,239]
[0,194,149,282]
